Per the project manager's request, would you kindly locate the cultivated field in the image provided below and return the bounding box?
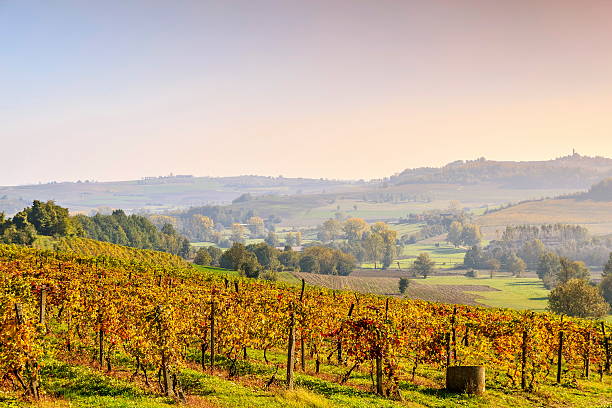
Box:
[293,271,550,312]
[477,198,612,237]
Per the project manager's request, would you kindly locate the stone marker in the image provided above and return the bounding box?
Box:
[446,366,485,395]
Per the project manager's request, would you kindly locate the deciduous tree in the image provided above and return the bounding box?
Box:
[548,279,609,318]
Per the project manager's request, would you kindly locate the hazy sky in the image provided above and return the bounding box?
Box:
[2,1,612,185]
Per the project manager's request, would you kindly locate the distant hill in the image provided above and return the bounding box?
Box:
[579,178,612,201]
[390,153,612,189]
[4,154,610,221]
[0,175,353,215]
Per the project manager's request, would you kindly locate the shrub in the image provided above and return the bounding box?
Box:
[398,277,410,294]
[260,270,278,281]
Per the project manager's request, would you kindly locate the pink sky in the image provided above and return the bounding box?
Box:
[2,1,612,184]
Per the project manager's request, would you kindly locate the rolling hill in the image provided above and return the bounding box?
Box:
[390,153,612,189]
[3,154,611,230]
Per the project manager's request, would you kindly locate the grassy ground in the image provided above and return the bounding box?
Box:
[361,243,466,270]
[3,344,610,408]
[422,276,550,312]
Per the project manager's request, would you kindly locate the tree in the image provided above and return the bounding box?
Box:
[343,218,369,241]
[232,193,252,203]
[285,232,297,247]
[519,239,546,268]
[382,248,396,270]
[537,251,561,288]
[557,257,590,285]
[335,252,357,276]
[299,255,320,273]
[464,246,485,269]
[264,231,279,247]
[193,248,212,265]
[220,243,251,269]
[362,233,384,269]
[301,246,356,275]
[161,223,177,236]
[604,252,612,277]
[320,219,343,242]
[600,275,612,306]
[26,200,79,236]
[548,279,609,318]
[537,252,561,280]
[205,246,223,266]
[411,253,435,278]
[278,248,300,270]
[230,223,246,244]
[486,258,501,279]
[246,242,281,271]
[238,253,261,278]
[247,216,265,237]
[371,222,398,270]
[507,253,526,277]
[188,215,214,241]
[398,277,410,294]
[460,224,482,247]
[447,221,463,247]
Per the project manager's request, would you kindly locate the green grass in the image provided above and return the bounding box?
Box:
[192,264,240,278]
[3,332,611,408]
[423,275,550,311]
[3,359,178,408]
[361,243,466,270]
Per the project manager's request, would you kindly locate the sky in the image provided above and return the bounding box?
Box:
[2,0,612,185]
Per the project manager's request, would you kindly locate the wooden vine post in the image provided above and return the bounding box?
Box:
[445,333,451,368]
[375,356,383,395]
[521,330,528,390]
[210,299,216,371]
[96,270,104,370]
[38,286,47,325]
[286,279,305,389]
[375,298,389,396]
[602,322,610,374]
[337,302,355,366]
[451,306,457,363]
[584,331,591,379]
[556,330,564,383]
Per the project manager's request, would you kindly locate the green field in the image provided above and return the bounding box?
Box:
[422,276,550,312]
[361,243,466,270]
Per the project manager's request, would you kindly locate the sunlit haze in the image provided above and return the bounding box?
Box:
[2,0,612,185]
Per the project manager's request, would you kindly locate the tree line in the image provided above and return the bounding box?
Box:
[316,218,399,269]
[0,200,190,257]
[194,241,357,278]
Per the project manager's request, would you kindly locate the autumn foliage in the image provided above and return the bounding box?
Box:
[0,243,609,400]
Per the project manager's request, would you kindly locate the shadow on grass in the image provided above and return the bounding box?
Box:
[505,281,543,287]
[40,360,148,398]
[295,375,375,399]
[399,382,483,402]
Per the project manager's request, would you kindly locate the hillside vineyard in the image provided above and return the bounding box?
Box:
[1,244,609,399]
